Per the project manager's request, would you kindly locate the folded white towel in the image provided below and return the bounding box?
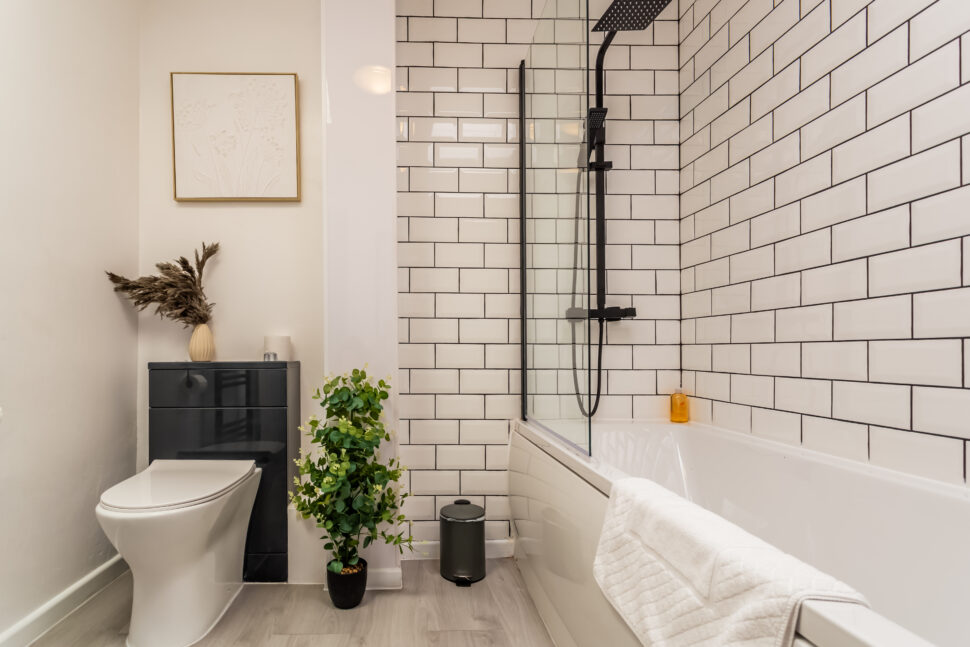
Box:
[593,478,867,647]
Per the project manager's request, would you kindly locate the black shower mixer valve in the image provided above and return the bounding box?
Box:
[591,306,637,321]
[565,306,637,322]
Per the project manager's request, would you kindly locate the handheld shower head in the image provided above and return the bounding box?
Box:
[586,107,608,159]
[587,107,608,133]
[592,0,675,32]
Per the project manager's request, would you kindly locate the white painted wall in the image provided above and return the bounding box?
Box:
[319,0,402,578]
[138,0,403,584]
[0,0,140,635]
[1,2,414,628]
[135,0,324,470]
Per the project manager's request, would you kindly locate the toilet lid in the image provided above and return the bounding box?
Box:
[99,460,255,511]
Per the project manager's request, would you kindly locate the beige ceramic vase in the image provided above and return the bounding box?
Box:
[188,323,215,361]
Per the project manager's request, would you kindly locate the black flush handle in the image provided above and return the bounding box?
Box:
[183,370,208,389]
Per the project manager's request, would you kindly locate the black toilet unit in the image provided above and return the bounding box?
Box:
[148,361,300,582]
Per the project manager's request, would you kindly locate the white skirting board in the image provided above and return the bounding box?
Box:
[0,555,128,647]
[403,538,515,561]
[288,506,403,588]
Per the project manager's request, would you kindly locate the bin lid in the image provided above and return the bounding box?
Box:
[440,499,485,521]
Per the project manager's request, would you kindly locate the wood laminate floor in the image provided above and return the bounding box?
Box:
[32,559,555,647]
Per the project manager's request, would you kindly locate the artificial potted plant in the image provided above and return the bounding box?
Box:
[106,242,220,361]
[290,368,413,609]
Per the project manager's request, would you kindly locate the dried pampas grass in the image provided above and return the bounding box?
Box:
[107,242,219,327]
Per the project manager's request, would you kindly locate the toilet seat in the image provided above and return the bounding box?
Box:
[99,459,256,512]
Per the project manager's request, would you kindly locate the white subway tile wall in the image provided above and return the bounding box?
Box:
[527,0,681,427]
[679,0,970,485]
[397,0,524,542]
[398,0,970,544]
[398,0,680,541]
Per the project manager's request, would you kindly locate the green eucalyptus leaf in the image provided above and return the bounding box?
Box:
[289,369,414,564]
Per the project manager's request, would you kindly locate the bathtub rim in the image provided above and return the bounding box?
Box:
[513,418,614,496]
[516,417,970,504]
[511,417,939,647]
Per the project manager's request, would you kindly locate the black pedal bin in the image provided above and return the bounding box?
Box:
[439,499,486,586]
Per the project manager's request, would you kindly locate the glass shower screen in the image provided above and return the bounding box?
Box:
[521,0,592,452]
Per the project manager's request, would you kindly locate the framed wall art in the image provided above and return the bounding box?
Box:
[170,72,300,201]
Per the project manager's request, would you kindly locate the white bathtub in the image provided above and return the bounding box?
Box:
[509,419,970,647]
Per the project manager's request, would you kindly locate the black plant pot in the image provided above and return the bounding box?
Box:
[326,559,367,609]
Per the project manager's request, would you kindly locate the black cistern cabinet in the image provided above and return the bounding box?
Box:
[148,361,299,582]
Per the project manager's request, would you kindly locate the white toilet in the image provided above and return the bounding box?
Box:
[96,460,261,647]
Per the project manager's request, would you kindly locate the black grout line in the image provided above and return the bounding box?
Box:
[678,26,965,156]
[679,161,965,264]
[399,5,970,481]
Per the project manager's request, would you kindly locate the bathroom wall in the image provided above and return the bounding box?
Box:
[678,0,970,484]
[135,0,324,468]
[524,0,682,427]
[395,0,680,542]
[395,0,529,545]
[0,0,140,636]
[311,0,404,583]
[589,0,680,419]
[586,0,682,420]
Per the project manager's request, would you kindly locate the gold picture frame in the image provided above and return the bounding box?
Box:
[170,72,301,202]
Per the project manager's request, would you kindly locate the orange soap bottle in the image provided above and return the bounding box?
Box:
[670,389,689,423]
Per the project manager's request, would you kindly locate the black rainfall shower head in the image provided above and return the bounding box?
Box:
[592,0,675,32]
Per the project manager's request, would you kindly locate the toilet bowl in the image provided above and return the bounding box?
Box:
[96,460,261,647]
